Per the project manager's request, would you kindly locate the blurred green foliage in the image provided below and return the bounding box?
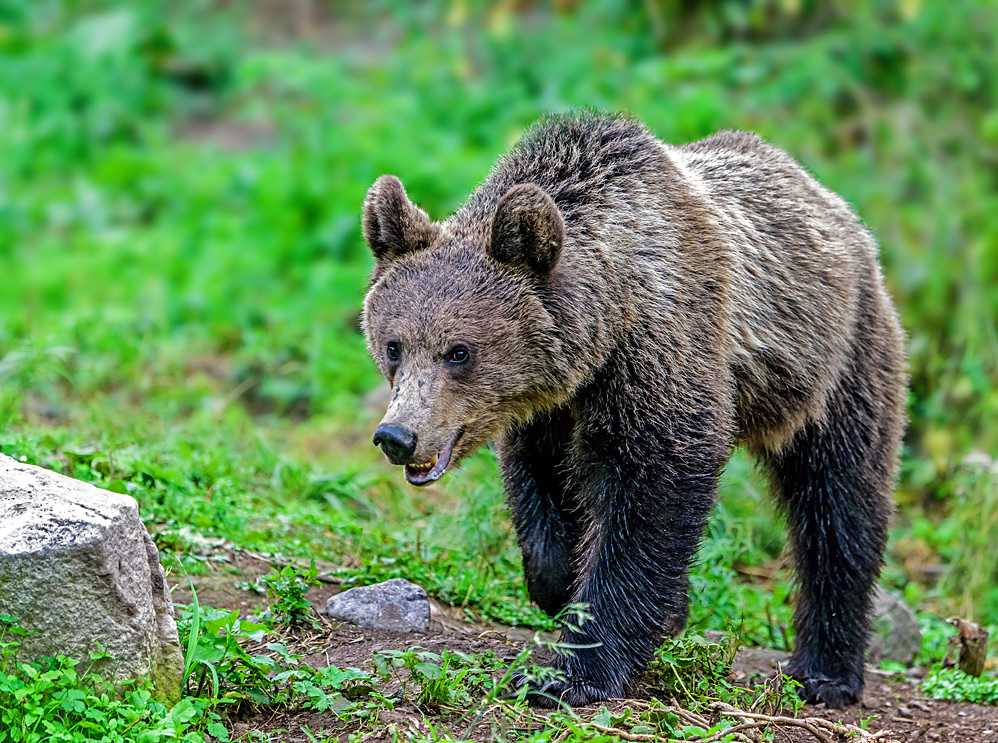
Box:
[2,0,997,627]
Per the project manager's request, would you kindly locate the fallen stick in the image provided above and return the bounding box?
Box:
[711,701,897,741]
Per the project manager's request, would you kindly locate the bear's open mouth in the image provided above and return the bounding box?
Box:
[404,427,464,486]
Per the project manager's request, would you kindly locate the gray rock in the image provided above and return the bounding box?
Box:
[323,578,430,632]
[0,455,184,701]
[703,630,731,645]
[867,585,921,665]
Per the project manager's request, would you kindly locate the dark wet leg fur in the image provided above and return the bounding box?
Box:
[505,364,731,708]
[762,286,904,707]
[498,406,582,618]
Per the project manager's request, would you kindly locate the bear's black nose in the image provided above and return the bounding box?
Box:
[373,424,418,464]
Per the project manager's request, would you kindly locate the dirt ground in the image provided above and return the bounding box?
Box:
[169,549,998,742]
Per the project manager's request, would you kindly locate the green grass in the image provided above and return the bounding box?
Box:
[2,0,997,737]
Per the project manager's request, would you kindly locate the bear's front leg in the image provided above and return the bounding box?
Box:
[497,408,581,617]
[518,418,726,708]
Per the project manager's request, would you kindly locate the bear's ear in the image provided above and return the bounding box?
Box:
[488,183,564,276]
[362,175,437,263]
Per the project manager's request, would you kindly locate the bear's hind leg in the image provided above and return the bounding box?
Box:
[497,407,581,618]
[763,317,904,707]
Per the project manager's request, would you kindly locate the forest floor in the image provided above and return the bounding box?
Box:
[170,547,998,743]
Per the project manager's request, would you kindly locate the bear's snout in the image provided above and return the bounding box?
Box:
[373,424,418,464]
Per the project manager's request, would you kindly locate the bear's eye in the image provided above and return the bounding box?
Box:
[446,345,470,364]
[386,342,400,362]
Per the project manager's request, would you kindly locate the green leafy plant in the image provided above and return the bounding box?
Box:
[259,561,321,627]
[177,600,273,705]
[0,616,206,742]
[176,592,379,718]
[261,641,377,714]
[647,633,803,716]
[922,667,998,705]
[373,647,504,709]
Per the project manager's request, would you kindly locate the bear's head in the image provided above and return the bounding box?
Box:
[361,175,565,486]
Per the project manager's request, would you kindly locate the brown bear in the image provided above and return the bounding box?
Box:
[361,111,906,708]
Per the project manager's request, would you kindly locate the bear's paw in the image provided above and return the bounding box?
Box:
[508,671,619,708]
[796,675,862,708]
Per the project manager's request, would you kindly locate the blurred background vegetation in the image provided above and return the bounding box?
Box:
[1,0,996,636]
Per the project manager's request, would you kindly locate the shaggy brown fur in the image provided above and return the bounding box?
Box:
[361,111,906,709]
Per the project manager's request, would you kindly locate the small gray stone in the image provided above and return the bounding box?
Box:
[703,630,729,644]
[866,585,921,665]
[0,454,184,701]
[323,578,430,632]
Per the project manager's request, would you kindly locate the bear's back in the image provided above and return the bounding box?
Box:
[459,111,667,232]
[669,130,886,449]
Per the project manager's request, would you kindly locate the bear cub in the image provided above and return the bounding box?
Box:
[361,111,906,708]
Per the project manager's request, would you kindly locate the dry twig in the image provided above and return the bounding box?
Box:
[712,702,896,741]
